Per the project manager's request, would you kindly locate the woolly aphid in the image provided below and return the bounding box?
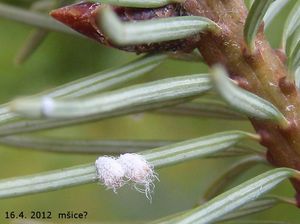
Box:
[118,153,158,200]
[95,156,125,193]
[95,153,157,199]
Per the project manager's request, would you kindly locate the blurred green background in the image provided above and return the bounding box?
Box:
[0,1,299,223]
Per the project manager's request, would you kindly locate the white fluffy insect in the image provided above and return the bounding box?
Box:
[95,154,158,200]
[95,156,125,192]
[118,153,158,200]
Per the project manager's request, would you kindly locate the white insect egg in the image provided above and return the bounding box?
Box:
[42,97,55,116]
[95,156,125,192]
[118,153,158,199]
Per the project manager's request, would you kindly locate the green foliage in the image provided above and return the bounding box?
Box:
[0,0,299,223]
[93,0,178,8]
[211,65,289,128]
[244,0,275,50]
[157,168,298,224]
[99,7,219,45]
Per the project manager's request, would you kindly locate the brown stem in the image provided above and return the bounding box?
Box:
[183,0,300,192]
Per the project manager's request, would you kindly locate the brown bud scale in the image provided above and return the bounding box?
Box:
[50,2,201,54]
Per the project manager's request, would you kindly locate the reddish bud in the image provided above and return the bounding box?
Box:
[50,2,200,54]
[279,76,297,96]
[50,2,110,45]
